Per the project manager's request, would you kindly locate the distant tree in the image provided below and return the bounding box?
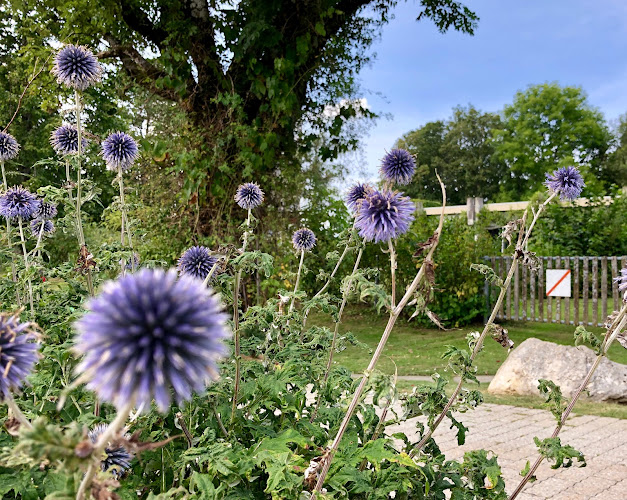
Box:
[602,114,627,188]
[396,106,504,204]
[493,83,612,199]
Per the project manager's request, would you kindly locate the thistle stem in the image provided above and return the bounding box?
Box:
[1,160,21,306]
[230,208,252,426]
[202,261,220,287]
[411,191,557,456]
[73,90,94,297]
[509,309,627,500]
[388,239,397,309]
[17,218,34,316]
[117,168,135,273]
[76,400,135,500]
[5,392,32,430]
[289,250,305,314]
[310,246,363,423]
[312,175,447,494]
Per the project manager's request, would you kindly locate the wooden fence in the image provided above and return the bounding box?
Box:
[484,256,627,327]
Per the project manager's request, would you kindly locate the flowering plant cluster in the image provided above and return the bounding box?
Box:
[0,43,620,500]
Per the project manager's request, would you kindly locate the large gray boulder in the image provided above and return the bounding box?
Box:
[488,338,627,403]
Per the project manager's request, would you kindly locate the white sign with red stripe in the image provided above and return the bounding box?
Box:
[546,269,571,297]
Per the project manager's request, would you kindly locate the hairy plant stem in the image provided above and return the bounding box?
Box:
[312,175,447,495]
[302,226,355,329]
[289,250,306,313]
[117,168,135,273]
[411,192,557,456]
[17,218,34,316]
[310,246,364,423]
[509,307,627,500]
[1,161,21,306]
[73,91,94,297]
[388,239,397,309]
[202,261,221,287]
[76,400,135,500]
[230,208,252,426]
[5,392,32,430]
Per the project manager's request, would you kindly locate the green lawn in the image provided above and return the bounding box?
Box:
[309,306,627,418]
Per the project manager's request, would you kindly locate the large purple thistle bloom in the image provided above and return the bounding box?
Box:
[380,149,416,185]
[178,246,218,281]
[0,313,40,401]
[355,189,415,243]
[52,45,102,91]
[235,182,264,209]
[345,183,373,213]
[101,132,139,172]
[89,423,133,479]
[292,228,316,252]
[544,166,585,201]
[74,269,230,412]
[0,186,41,220]
[0,132,20,162]
[50,124,87,156]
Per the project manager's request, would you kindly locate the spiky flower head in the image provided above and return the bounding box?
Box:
[124,253,141,271]
[0,186,41,220]
[614,268,627,301]
[544,166,585,201]
[235,182,264,209]
[35,201,57,220]
[52,44,102,91]
[89,423,133,479]
[74,269,230,412]
[30,219,55,237]
[355,189,415,243]
[380,149,416,185]
[101,132,139,172]
[50,124,87,156]
[0,313,40,401]
[345,183,373,213]
[0,132,20,162]
[178,246,218,281]
[292,228,316,252]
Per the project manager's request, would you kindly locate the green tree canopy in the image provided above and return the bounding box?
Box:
[493,83,612,199]
[396,105,504,204]
[1,0,478,235]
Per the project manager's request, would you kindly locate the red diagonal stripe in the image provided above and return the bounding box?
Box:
[546,269,571,297]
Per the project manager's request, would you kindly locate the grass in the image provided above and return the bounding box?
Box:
[309,306,627,419]
[310,306,627,377]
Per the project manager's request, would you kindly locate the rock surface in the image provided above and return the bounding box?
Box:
[488,338,627,403]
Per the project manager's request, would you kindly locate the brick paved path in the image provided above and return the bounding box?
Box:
[387,403,627,499]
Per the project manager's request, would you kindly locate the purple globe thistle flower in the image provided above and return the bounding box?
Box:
[124,253,141,271]
[101,132,139,172]
[235,182,264,209]
[89,423,133,479]
[178,246,218,281]
[544,166,585,201]
[292,228,316,252]
[0,313,40,401]
[0,132,20,162]
[30,219,55,237]
[0,186,41,220]
[52,44,102,91]
[614,268,627,301]
[355,189,415,243]
[74,269,230,412]
[50,124,87,156]
[34,201,57,220]
[345,183,373,213]
[380,149,416,185]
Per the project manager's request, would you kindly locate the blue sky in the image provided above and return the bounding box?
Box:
[353,0,627,181]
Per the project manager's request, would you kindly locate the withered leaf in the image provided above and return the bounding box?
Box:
[75,245,97,274]
[91,478,120,500]
[424,259,435,285]
[490,323,514,351]
[413,232,439,258]
[425,309,447,330]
